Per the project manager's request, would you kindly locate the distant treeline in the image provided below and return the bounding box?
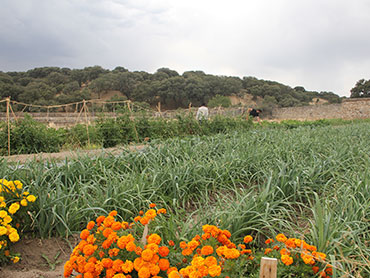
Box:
[0,66,344,111]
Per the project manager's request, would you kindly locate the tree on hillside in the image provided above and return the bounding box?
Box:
[89,73,116,99]
[350,79,370,98]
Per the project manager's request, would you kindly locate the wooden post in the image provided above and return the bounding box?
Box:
[6,97,11,156]
[188,102,192,115]
[83,99,90,146]
[259,257,277,278]
[156,102,162,117]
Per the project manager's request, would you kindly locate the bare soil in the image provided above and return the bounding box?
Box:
[0,237,77,278]
[3,144,147,164]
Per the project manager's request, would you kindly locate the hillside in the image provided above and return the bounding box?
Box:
[0,66,343,111]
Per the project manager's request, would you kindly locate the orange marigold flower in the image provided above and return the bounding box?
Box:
[276,233,287,243]
[319,271,327,277]
[179,241,187,249]
[109,248,120,257]
[80,229,90,240]
[182,248,193,256]
[280,248,290,256]
[265,238,274,244]
[103,216,115,227]
[238,244,246,249]
[204,256,217,267]
[87,221,95,230]
[102,258,114,268]
[146,243,159,254]
[168,240,175,246]
[158,258,170,271]
[122,260,134,273]
[149,203,156,208]
[112,222,122,231]
[145,209,157,219]
[285,238,296,249]
[188,240,199,250]
[157,208,166,214]
[326,267,333,275]
[243,235,253,244]
[139,210,144,215]
[223,229,231,238]
[151,254,160,264]
[99,251,105,258]
[126,241,136,252]
[158,246,170,257]
[142,249,154,262]
[168,270,181,278]
[147,234,161,245]
[106,268,116,278]
[102,239,113,249]
[103,228,114,238]
[202,233,211,240]
[96,216,106,226]
[135,246,143,256]
[112,259,124,272]
[264,248,273,255]
[109,210,118,217]
[313,251,327,261]
[83,244,96,256]
[241,249,252,255]
[167,267,178,275]
[140,216,150,225]
[149,264,160,276]
[208,265,221,277]
[138,266,151,278]
[281,255,293,266]
[112,274,125,278]
[201,245,214,256]
[312,266,320,274]
[273,245,280,250]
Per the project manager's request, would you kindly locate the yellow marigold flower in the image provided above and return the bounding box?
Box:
[208,265,221,277]
[243,235,253,244]
[23,191,29,196]
[20,199,28,206]
[281,254,293,266]
[3,215,12,224]
[14,180,23,189]
[0,226,7,236]
[312,251,326,261]
[26,195,36,203]
[191,256,204,267]
[0,210,7,218]
[8,203,20,214]
[0,202,6,208]
[9,231,20,242]
[0,197,4,202]
[168,271,181,278]
[12,256,20,263]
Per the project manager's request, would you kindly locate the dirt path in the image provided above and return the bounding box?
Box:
[2,144,147,164]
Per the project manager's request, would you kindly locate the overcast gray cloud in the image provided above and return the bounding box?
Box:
[1,0,370,96]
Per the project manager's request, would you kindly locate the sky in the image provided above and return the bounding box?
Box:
[1,0,370,97]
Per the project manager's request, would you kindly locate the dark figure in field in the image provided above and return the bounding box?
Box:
[246,108,262,124]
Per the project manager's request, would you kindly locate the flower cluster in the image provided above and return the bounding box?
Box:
[64,205,168,278]
[0,179,37,264]
[262,233,333,277]
[65,206,333,278]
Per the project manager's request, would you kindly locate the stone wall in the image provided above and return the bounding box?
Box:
[270,98,370,120]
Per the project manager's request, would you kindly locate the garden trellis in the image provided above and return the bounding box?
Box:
[0,97,150,156]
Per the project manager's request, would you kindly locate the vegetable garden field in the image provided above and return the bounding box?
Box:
[0,120,369,277]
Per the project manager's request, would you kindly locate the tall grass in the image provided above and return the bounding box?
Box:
[0,122,369,276]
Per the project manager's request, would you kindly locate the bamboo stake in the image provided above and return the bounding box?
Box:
[6,97,10,156]
[259,257,277,278]
[127,101,139,142]
[9,101,18,123]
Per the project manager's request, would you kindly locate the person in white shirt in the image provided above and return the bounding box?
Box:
[196,103,209,121]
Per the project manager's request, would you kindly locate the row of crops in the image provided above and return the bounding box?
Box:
[0,121,369,277]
